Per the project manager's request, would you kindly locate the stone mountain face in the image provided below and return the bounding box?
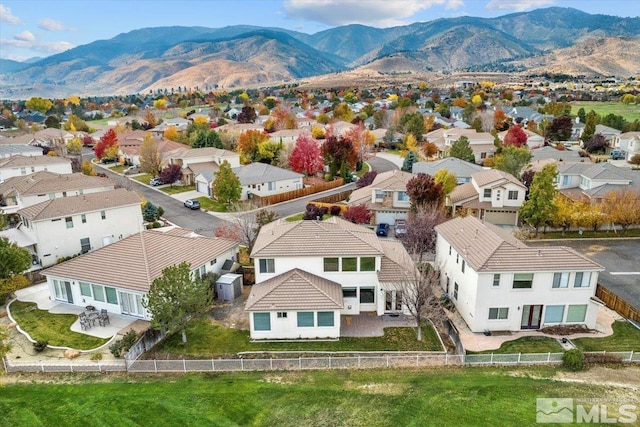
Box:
[1,7,639,98]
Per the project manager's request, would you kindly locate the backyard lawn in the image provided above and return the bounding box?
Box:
[570,101,640,122]
[0,367,628,426]
[8,301,110,350]
[470,336,564,354]
[151,318,442,358]
[573,321,640,352]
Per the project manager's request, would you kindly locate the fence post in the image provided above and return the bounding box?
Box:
[212,359,215,372]
[416,354,419,367]
[358,355,361,368]
[547,352,551,362]
[386,355,389,368]
[154,359,157,373]
[630,351,634,363]
[241,358,244,371]
[329,355,331,369]
[98,361,101,372]
[1,357,6,373]
[41,362,44,373]
[298,357,301,370]
[445,353,448,365]
[518,353,521,365]
[70,363,73,373]
[490,353,494,365]
[270,358,273,370]
[183,358,186,373]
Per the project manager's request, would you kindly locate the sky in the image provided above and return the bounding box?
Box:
[1,0,638,61]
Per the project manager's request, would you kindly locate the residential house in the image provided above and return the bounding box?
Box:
[42,227,239,319]
[0,144,43,158]
[0,171,115,214]
[13,188,142,267]
[529,146,582,171]
[31,128,76,148]
[117,131,187,167]
[424,128,496,163]
[447,169,526,226]
[412,158,484,185]
[247,217,417,339]
[435,216,603,333]
[268,129,305,145]
[347,169,414,225]
[169,147,240,186]
[556,162,639,202]
[497,129,545,149]
[149,117,190,136]
[594,124,621,146]
[0,155,72,182]
[610,132,640,161]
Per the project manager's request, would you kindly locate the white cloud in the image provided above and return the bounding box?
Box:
[0,4,20,24]
[284,0,464,27]
[486,0,554,12]
[39,18,74,32]
[14,30,35,42]
[0,38,74,54]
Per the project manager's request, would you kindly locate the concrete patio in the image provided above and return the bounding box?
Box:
[341,313,415,337]
[13,283,145,340]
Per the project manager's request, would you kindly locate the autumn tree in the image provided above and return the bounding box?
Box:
[213,160,242,205]
[25,97,53,114]
[139,133,162,176]
[332,102,354,122]
[581,110,598,142]
[520,164,558,237]
[163,126,180,141]
[550,194,578,235]
[399,264,443,341]
[289,133,323,176]
[448,136,475,163]
[434,169,457,195]
[158,164,182,186]
[321,135,357,179]
[145,109,158,128]
[406,173,444,211]
[545,116,573,141]
[583,133,607,154]
[400,205,447,264]
[236,105,257,124]
[343,204,372,224]
[344,122,375,164]
[94,129,119,160]
[422,141,439,159]
[153,98,168,110]
[0,237,31,304]
[574,201,606,234]
[503,125,528,147]
[143,262,211,344]
[81,160,96,176]
[494,146,532,178]
[630,153,640,169]
[65,137,83,156]
[63,114,89,132]
[270,106,297,130]
[603,189,640,234]
[493,109,510,131]
[400,111,426,141]
[237,129,271,163]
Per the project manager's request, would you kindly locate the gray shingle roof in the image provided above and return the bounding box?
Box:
[412,158,483,180]
[232,163,303,186]
[245,268,343,311]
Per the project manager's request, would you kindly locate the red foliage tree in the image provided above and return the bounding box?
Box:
[343,204,372,224]
[289,133,323,176]
[158,163,182,186]
[493,109,510,131]
[321,135,357,177]
[503,125,528,147]
[406,173,444,210]
[94,129,118,160]
[356,171,377,189]
[400,206,447,263]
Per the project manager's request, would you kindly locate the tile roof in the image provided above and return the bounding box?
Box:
[43,229,238,292]
[18,188,140,221]
[471,169,526,189]
[232,163,303,186]
[377,240,419,283]
[173,147,239,159]
[0,155,71,168]
[448,182,478,204]
[435,216,603,272]
[348,169,414,206]
[412,158,484,178]
[245,268,343,311]
[0,172,113,197]
[252,216,383,258]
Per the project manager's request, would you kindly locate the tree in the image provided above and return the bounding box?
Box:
[400,112,426,141]
[574,201,606,234]
[153,99,167,110]
[402,151,418,173]
[406,173,444,211]
[163,126,180,141]
[493,109,509,131]
[213,160,242,205]
[0,237,31,303]
[63,114,89,132]
[448,136,475,163]
[581,110,598,142]
[520,164,558,237]
[139,133,162,176]
[630,153,640,169]
[621,94,635,104]
[289,133,323,176]
[503,125,528,147]
[45,115,61,129]
[25,97,53,114]
[545,116,573,141]
[332,102,354,122]
[143,262,211,344]
[344,122,375,163]
[343,204,372,224]
[603,189,640,234]
[550,194,578,235]
[422,141,439,159]
[94,129,119,160]
[66,137,83,156]
[434,169,457,195]
[494,146,532,178]
[191,129,222,149]
[356,171,377,189]
[321,135,357,179]
[81,160,96,176]
[145,109,158,128]
[142,202,159,222]
[237,129,271,163]
[400,206,447,264]
[520,169,536,194]
[158,164,182,187]
[236,105,257,124]
[583,134,607,154]
[399,264,443,342]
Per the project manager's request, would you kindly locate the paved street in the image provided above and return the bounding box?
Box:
[529,239,640,312]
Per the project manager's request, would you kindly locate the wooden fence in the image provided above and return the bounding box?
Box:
[596,284,640,322]
[311,190,353,205]
[241,266,255,285]
[252,178,344,207]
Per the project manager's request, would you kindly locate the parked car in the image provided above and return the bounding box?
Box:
[124,165,139,175]
[394,219,407,238]
[149,177,164,186]
[611,150,626,160]
[376,223,389,237]
[183,199,201,210]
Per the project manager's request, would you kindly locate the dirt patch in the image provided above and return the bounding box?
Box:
[209,285,251,330]
[540,324,592,335]
[555,366,640,390]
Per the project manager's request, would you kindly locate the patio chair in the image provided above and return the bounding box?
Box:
[79,315,92,330]
[99,309,110,326]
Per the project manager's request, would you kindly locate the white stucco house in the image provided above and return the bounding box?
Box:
[14,188,142,267]
[42,227,239,319]
[435,216,604,333]
[246,217,417,339]
[556,162,639,202]
[169,146,240,186]
[412,158,484,185]
[347,169,414,225]
[424,128,496,163]
[447,169,526,226]
[0,155,72,182]
[610,132,640,161]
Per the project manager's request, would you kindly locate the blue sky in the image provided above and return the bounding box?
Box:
[1,0,638,61]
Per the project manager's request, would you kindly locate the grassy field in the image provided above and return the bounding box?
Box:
[8,301,110,350]
[152,318,442,358]
[573,321,640,352]
[570,101,640,122]
[0,367,629,426]
[471,336,564,354]
[196,197,228,212]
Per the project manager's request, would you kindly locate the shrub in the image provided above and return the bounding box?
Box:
[152,221,162,228]
[302,204,328,220]
[329,205,342,216]
[33,339,48,352]
[90,352,103,361]
[109,341,123,357]
[121,329,138,350]
[562,349,585,371]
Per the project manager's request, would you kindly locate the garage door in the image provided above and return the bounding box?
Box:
[196,181,210,196]
[376,211,404,225]
[484,210,516,225]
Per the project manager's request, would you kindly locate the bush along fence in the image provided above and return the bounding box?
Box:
[3,350,639,374]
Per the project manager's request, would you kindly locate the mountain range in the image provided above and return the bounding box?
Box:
[1,7,639,98]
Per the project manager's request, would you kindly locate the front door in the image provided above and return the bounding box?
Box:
[385,290,403,313]
[118,291,145,317]
[64,281,73,304]
[521,305,543,329]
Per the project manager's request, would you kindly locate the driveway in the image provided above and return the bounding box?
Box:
[528,238,640,312]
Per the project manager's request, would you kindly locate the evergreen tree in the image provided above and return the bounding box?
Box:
[402,150,418,173]
[449,136,475,163]
[213,160,242,205]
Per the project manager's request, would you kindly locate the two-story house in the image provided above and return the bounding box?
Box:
[435,216,604,333]
[42,228,239,319]
[556,162,638,202]
[0,155,72,182]
[347,170,414,225]
[170,146,240,187]
[15,188,142,267]
[610,132,640,161]
[412,158,484,185]
[447,169,526,225]
[424,128,496,163]
[246,217,416,339]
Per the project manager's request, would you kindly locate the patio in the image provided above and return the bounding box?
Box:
[13,283,144,340]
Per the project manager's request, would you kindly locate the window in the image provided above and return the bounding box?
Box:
[342,257,357,272]
[80,237,91,254]
[483,189,492,198]
[375,189,383,200]
[65,217,73,229]
[81,214,87,224]
[105,287,118,304]
[100,210,106,220]
[323,257,339,272]
[48,193,55,200]
[343,288,357,298]
[79,282,92,297]
[574,272,591,288]
[449,246,452,255]
[544,305,565,323]
[566,305,587,322]
[508,190,518,200]
[496,190,501,201]
[513,273,533,289]
[20,167,26,175]
[360,257,375,271]
[552,273,569,288]
[461,260,465,273]
[92,284,105,302]
[259,258,274,273]
[277,312,287,319]
[453,283,459,300]
[456,253,459,264]
[493,274,500,287]
[62,191,67,197]
[268,182,275,191]
[297,312,314,327]
[488,307,509,320]
[359,287,375,304]
[397,191,409,201]
[253,313,271,331]
[210,259,217,266]
[317,312,334,327]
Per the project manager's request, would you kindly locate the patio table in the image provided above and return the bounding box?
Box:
[86,311,100,325]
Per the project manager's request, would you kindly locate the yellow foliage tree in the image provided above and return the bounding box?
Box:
[403,133,419,156]
[66,137,83,156]
[603,189,640,233]
[81,160,96,176]
[192,115,209,125]
[153,99,168,110]
[551,194,578,234]
[164,126,180,141]
[47,150,57,157]
[311,125,326,139]
[424,115,435,133]
[387,94,399,102]
[434,169,457,195]
[67,95,81,106]
[104,144,120,162]
[471,94,483,105]
[452,98,467,108]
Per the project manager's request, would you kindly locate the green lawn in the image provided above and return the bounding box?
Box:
[355,161,370,177]
[573,321,640,352]
[470,336,564,354]
[161,184,196,195]
[152,318,442,358]
[285,213,332,222]
[0,367,625,426]
[196,197,228,212]
[133,174,153,185]
[570,101,640,122]
[108,164,126,174]
[8,301,110,350]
